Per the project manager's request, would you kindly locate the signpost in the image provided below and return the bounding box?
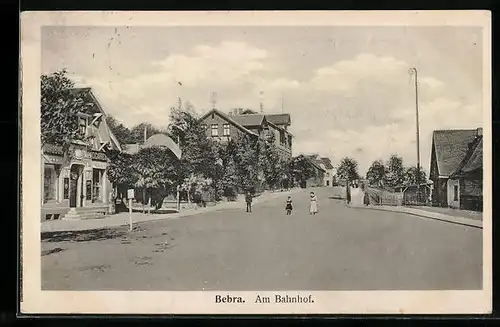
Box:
[127,189,135,231]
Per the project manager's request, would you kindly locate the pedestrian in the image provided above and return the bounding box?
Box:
[245,190,253,213]
[285,196,293,215]
[346,183,351,206]
[309,192,318,215]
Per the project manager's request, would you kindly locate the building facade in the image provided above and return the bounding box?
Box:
[199,108,293,160]
[429,128,483,211]
[41,88,122,221]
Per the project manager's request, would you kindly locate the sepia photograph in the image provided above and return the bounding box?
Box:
[21,11,491,314]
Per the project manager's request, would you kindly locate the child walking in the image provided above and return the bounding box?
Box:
[285,196,293,215]
[309,192,318,215]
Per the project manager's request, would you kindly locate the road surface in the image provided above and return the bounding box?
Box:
[41,187,482,290]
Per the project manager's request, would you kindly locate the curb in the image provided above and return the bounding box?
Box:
[351,205,482,229]
[41,190,299,233]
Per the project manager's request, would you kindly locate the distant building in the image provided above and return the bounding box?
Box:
[41,87,121,221]
[306,154,336,187]
[429,128,483,211]
[299,155,326,188]
[198,108,293,160]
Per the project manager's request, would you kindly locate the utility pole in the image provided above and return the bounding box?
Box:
[408,67,421,203]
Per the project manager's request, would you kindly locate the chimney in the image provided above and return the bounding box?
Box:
[476,127,483,137]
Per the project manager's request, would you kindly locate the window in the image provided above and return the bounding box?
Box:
[92,169,103,202]
[211,124,219,137]
[201,124,207,131]
[280,130,286,145]
[78,117,87,135]
[223,124,230,136]
[453,185,459,201]
[43,164,59,203]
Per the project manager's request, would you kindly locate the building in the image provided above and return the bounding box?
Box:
[41,87,122,221]
[306,154,336,186]
[198,108,293,160]
[429,128,483,210]
[299,155,326,188]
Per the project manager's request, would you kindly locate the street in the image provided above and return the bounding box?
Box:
[41,187,482,291]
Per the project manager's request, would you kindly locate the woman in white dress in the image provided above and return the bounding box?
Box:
[309,192,318,215]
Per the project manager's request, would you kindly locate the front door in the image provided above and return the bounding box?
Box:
[69,165,80,208]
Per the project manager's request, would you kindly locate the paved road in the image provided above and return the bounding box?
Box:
[41,187,482,290]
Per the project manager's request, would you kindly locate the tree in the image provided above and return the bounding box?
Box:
[230,133,260,192]
[337,157,360,182]
[366,160,386,187]
[41,69,92,152]
[290,155,317,187]
[130,122,164,144]
[403,165,427,185]
[384,154,405,188]
[258,132,283,190]
[106,115,135,145]
[132,146,181,210]
[106,149,137,198]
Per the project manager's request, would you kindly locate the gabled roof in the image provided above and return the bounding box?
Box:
[432,129,477,177]
[199,109,259,137]
[452,137,483,177]
[320,157,334,170]
[266,113,291,126]
[305,154,326,172]
[232,114,266,127]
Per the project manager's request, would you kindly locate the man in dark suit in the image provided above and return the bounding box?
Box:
[245,191,253,213]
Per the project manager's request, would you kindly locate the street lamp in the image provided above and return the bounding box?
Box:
[408,67,421,203]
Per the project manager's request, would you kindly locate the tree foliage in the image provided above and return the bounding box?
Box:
[366,160,386,187]
[403,165,427,185]
[384,154,405,188]
[41,69,91,151]
[229,133,261,192]
[258,132,285,190]
[290,155,317,186]
[337,157,360,182]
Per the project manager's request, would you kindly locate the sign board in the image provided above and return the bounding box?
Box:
[127,189,135,199]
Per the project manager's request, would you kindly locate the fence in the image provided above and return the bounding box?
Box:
[365,187,403,206]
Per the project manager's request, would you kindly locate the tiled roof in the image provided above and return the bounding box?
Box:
[453,137,482,176]
[232,114,265,127]
[432,129,477,177]
[305,155,326,172]
[199,109,259,136]
[266,113,291,126]
[320,157,334,170]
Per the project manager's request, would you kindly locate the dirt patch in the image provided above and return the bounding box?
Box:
[41,247,65,256]
[42,227,128,243]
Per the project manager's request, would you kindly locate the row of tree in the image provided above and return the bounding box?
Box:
[365,154,427,189]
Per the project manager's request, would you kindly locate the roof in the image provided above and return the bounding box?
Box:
[199,109,259,137]
[266,114,291,126]
[143,133,182,159]
[232,114,265,127]
[320,157,334,170]
[305,155,326,172]
[452,137,483,177]
[432,129,478,177]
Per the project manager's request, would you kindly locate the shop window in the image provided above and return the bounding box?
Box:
[43,164,59,203]
[454,185,458,201]
[93,169,104,203]
[63,178,69,199]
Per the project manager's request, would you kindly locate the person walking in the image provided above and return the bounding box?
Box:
[285,196,293,215]
[309,192,318,215]
[245,190,253,213]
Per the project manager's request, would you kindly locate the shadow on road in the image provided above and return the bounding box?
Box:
[41,227,128,243]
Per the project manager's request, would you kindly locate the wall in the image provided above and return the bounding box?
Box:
[447,179,460,209]
[200,112,244,141]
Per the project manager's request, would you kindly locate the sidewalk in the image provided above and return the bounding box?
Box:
[41,188,302,233]
[351,204,482,229]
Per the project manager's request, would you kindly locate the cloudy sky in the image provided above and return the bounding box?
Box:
[42,26,483,175]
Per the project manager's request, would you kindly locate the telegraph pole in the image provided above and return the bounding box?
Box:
[408,67,421,202]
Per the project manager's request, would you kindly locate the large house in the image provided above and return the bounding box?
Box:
[429,128,483,211]
[198,108,293,160]
[41,87,122,221]
[303,155,326,188]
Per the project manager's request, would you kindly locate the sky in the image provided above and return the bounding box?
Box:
[41,26,484,175]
